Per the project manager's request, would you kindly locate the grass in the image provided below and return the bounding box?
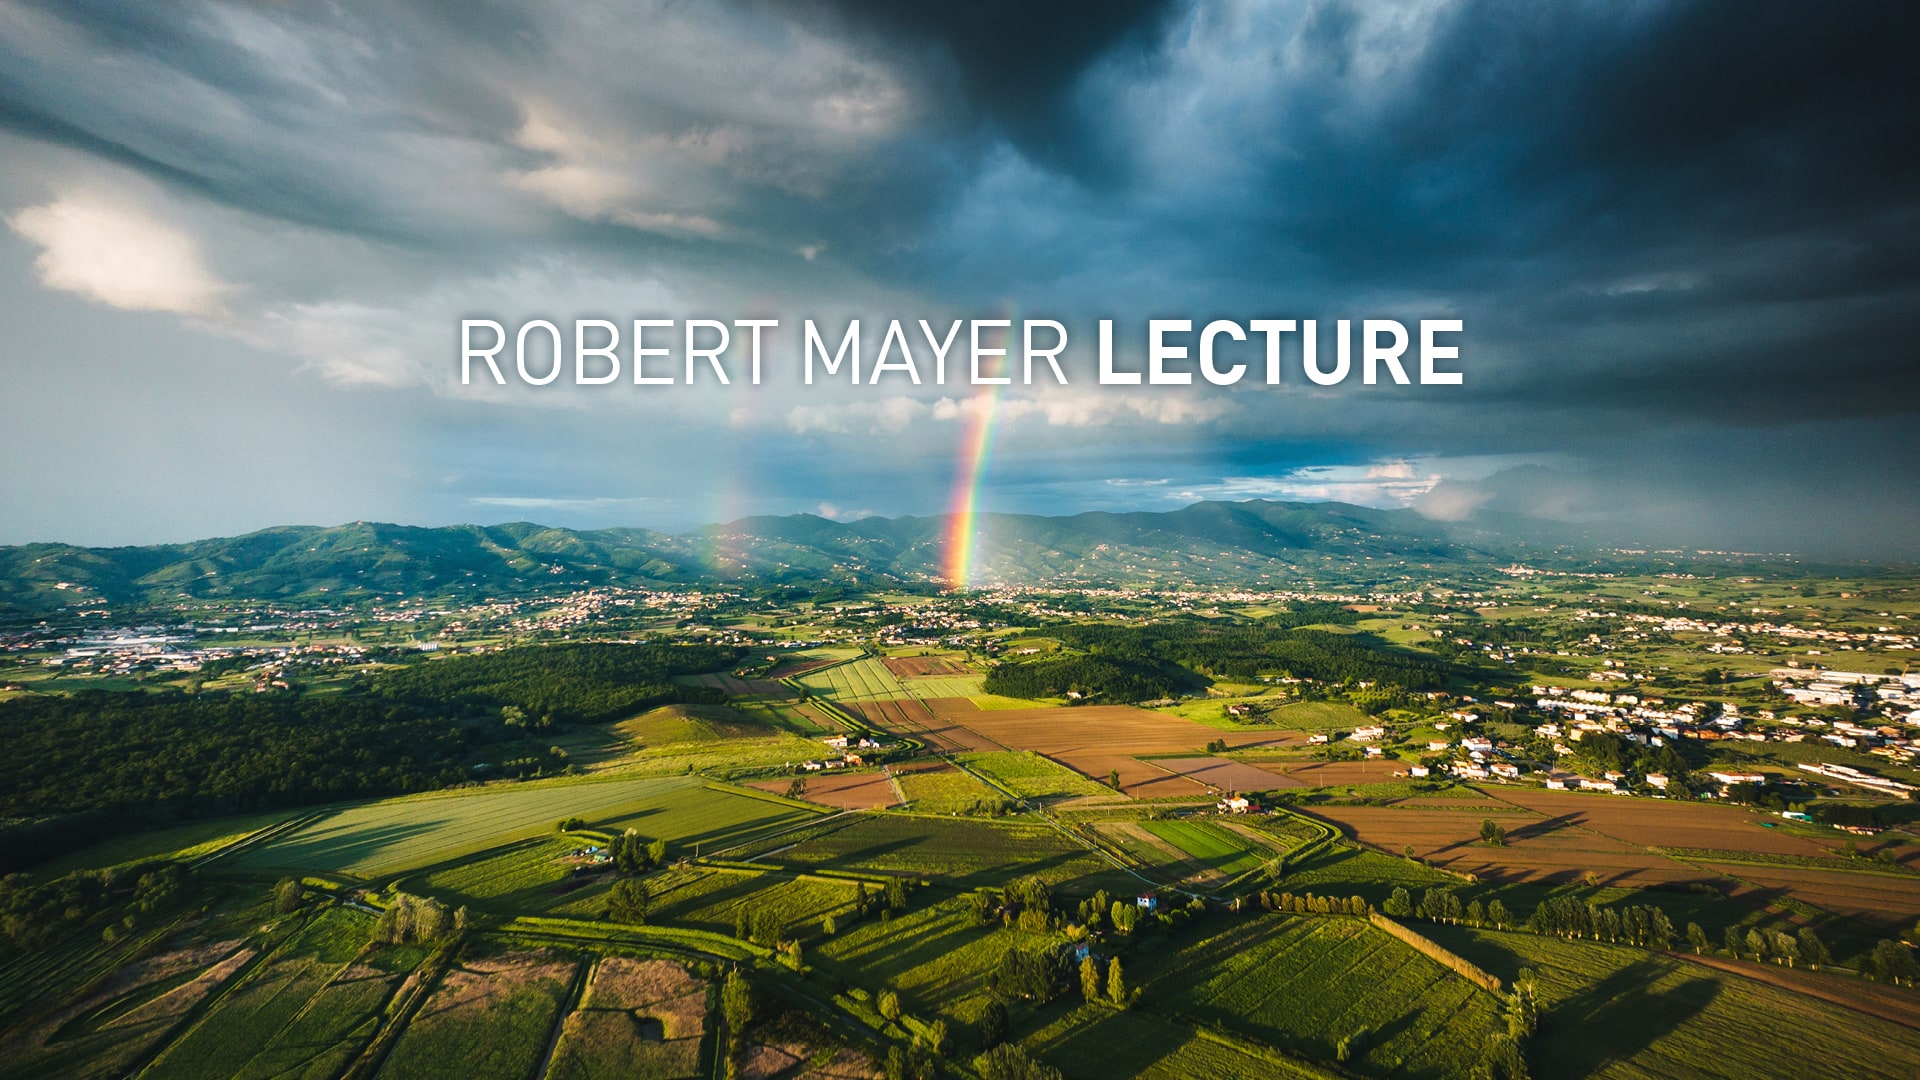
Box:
[31,811,299,877]
[1139,820,1271,878]
[898,675,986,698]
[755,813,1136,893]
[377,948,577,1080]
[797,658,909,703]
[235,776,820,879]
[1136,915,1503,1078]
[634,867,859,938]
[1026,1004,1340,1079]
[141,909,390,1080]
[961,752,1114,800]
[815,894,1030,1036]
[1423,925,1920,1079]
[897,767,1007,814]
[612,703,771,745]
[418,836,585,913]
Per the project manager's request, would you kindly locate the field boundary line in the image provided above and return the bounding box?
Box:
[1367,913,1502,993]
[531,953,590,1080]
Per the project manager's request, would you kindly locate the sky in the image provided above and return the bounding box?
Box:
[1,0,1917,557]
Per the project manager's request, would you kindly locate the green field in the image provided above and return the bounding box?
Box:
[755,813,1135,893]
[142,910,402,1080]
[1139,820,1272,878]
[1141,915,1503,1078]
[897,766,1007,813]
[235,776,820,878]
[961,751,1114,800]
[377,948,577,1080]
[1425,925,1920,1078]
[898,674,986,698]
[796,657,909,703]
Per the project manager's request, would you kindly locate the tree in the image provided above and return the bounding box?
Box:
[1504,969,1540,1040]
[1108,768,1121,790]
[977,999,1010,1050]
[879,989,903,1023]
[721,968,753,1079]
[1480,819,1507,846]
[1383,887,1413,918]
[1772,932,1799,968]
[924,1019,950,1057]
[1487,898,1510,930]
[1723,925,1743,958]
[274,877,303,914]
[1797,927,1831,970]
[975,1044,1064,1080]
[647,838,668,865]
[604,879,648,924]
[781,940,803,970]
[1080,955,1103,1003]
[1106,957,1127,1007]
[1467,899,1485,925]
[822,914,838,936]
[1686,923,1709,955]
[1476,1033,1530,1080]
[886,878,909,912]
[1869,940,1919,986]
[1745,927,1772,963]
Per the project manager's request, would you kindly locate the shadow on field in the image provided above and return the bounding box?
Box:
[250,818,453,873]
[1537,959,1719,1076]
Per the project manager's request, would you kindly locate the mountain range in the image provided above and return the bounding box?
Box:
[0,500,1652,615]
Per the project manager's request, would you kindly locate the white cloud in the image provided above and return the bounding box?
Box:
[8,195,230,315]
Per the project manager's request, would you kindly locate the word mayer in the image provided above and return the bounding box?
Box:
[459,318,1465,388]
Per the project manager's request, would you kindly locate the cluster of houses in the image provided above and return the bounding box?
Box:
[799,733,896,771]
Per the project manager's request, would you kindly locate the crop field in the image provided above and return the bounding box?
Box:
[1139,820,1273,879]
[796,658,909,703]
[1251,760,1408,788]
[912,703,1294,796]
[418,836,591,912]
[882,654,971,677]
[1424,926,1920,1078]
[898,674,988,699]
[548,957,707,1080]
[142,910,396,1080]
[1688,861,1920,930]
[1480,787,1843,859]
[1146,756,1303,793]
[1303,803,1710,888]
[1278,845,1458,899]
[959,751,1114,800]
[1026,1006,1338,1080]
[1138,916,1501,1078]
[895,762,1007,813]
[755,813,1135,892]
[815,895,1027,1033]
[379,950,577,1080]
[235,776,820,878]
[645,870,857,937]
[0,938,261,1080]
[748,768,900,809]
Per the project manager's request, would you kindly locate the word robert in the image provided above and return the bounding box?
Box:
[458,317,1464,388]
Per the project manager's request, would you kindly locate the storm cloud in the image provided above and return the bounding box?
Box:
[0,0,1915,556]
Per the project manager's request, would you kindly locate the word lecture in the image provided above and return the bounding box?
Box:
[459,317,1466,389]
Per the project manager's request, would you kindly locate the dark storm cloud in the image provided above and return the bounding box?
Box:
[0,0,1916,554]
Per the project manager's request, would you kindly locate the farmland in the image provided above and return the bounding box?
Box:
[235,775,821,878]
[9,576,1920,1079]
[377,949,577,1080]
[1423,926,1920,1078]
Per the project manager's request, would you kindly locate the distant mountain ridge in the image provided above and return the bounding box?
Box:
[0,500,1610,614]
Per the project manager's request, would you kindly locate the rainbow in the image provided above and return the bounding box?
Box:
[943,383,1003,590]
